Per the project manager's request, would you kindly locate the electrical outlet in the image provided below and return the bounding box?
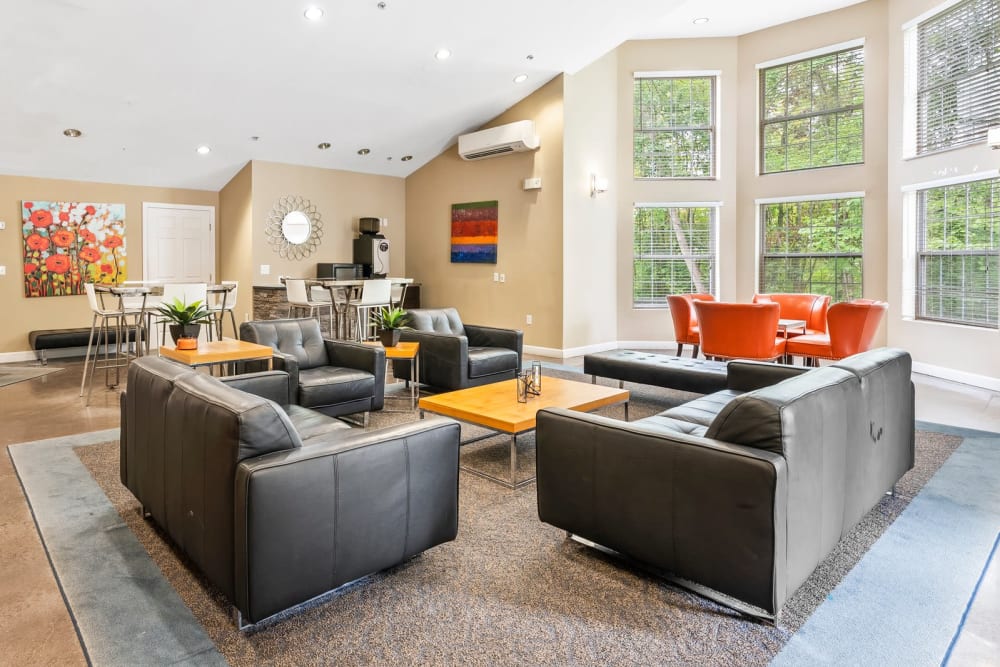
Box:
[260,264,270,275]
[493,272,499,282]
[0,265,6,276]
[0,221,6,230]
[499,273,506,283]
[526,314,533,325]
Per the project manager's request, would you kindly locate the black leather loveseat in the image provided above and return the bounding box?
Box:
[120,356,461,626]
[536,348,914,618]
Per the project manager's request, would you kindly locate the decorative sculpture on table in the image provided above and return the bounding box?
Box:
[516,361,543,403]
[451,200,498,263]
[265,195,324,260]
[21,201,127,298]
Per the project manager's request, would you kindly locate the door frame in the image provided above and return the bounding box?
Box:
[141,202,217,282]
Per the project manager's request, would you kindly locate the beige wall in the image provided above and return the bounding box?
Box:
[248,161,406,286]
[886,0,1000,380]
[0,175,216,354]
[218,162,254,323]
[615,37,741,342]
[563,51,619,351]
[404,77,566,349]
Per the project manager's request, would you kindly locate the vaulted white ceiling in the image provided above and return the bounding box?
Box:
[0,0,865,191]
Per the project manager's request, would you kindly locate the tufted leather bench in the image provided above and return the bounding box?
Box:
[583,350,728,394]
[28,327,142,365]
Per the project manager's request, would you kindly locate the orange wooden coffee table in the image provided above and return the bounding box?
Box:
[418,376,629,489]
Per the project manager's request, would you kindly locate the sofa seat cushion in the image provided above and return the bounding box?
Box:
[468,347,518,378]
[285,404,352,442]
[297,366,375,409]
[661,389,744,426]
[636,414,709,437]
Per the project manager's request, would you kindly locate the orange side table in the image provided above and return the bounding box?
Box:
[364,341,420,411]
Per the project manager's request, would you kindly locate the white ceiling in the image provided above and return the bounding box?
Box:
[0,0,866,191]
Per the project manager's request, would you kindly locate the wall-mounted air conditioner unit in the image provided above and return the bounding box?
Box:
[458,120,540,161]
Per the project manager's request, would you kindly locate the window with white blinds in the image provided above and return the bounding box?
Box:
[633,76,716,179]
[759,46,864,173]
[759,196,864,301]
[633,205,716,308]
[916,0,1000,154]
[916,176,999,328]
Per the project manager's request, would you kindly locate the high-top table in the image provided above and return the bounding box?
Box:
[418,376,629,489]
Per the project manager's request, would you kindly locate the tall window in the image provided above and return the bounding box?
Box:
[633,75,716,178]
[760,46,864,173]
[916,177,999,328]
[759,196,863,301]
[915,0,1000,154]
[633,205,717,307]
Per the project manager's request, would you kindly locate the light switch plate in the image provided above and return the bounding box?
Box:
[0,221,6,230]
[260,264,270,275]
[0,265,6,276]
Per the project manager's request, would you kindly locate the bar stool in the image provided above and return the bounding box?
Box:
[285,279,335,335]
[80,283,141,404]
[347,279,392,341]
[207,281,239,339]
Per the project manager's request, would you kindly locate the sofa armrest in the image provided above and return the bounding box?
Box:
[536,407,788,615]
[726,360,808,392]
[219,371,290,405]
[233,417,461,623]
[398,329,468,389]
[269,351,300,404]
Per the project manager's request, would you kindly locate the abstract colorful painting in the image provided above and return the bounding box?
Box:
[451,200,498,264]
[21,201,127,298]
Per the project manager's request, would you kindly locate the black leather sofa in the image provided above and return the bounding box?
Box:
[120,356,461,626]
[536,348,915,618]
[393,307,523,390]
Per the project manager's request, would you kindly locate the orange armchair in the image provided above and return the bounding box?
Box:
[666,293,715,358]
[785,300,888,364]
[752,293,831,335]
[692,301,786,362]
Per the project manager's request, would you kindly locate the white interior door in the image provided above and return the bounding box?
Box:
[142,203,215,283]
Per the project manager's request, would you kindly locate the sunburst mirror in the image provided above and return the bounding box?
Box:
[265,195,324,260]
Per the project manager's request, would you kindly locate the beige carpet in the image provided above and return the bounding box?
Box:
[76,374,961,666]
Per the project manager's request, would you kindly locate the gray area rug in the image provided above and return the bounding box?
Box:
[0,365,64,388]
[70,369,962,666]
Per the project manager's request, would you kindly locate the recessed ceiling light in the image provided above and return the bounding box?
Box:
[196,145,211,155]
[513,74,528,84]
[377,1,386,9]
[63,128,82,138]
[692,17,710,24]
[304,6,324,20]
[526,54,535,60]
[401,155,413,161]
[250,136,260,142]
[357,148,371,155]
[435,48,451,61]
[317,142,331,150]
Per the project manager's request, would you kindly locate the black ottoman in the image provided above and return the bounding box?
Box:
[583,350,728,394]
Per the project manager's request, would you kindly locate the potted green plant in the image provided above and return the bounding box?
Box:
[156,297,212,346]
[371,306,410,347]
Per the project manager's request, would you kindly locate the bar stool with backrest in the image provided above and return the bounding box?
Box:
[154,283,209,347]
[285,279,334,336]
[207,280,239,340]
[80,283,139,403]
[347,279,392,342]
[693,301,787,362]
[785,300,889,365]
[666,293,715,358]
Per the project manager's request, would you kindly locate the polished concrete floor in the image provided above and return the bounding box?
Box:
[0,353,997,665]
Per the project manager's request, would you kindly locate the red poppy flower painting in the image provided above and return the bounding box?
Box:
[21,201,127,297]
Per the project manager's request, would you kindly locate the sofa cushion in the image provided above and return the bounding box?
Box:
[660,389,743,426]
[705,366,857,455]
[468,347,518,378]
[635,414,709,437]
[297,366,375,409]
[285,404,353,442]
[407,308,465,335]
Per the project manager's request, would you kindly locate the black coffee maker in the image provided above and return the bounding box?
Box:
[353,217,389,278]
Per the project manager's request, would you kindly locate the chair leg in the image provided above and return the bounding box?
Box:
[79,314,99,397]
[692,344,699,359]
[676,343,683,356]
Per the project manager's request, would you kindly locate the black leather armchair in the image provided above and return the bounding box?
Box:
[240,318,384,420]
[393,308,523,390]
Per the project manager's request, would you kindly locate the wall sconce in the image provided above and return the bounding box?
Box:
[590,174,609,197]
